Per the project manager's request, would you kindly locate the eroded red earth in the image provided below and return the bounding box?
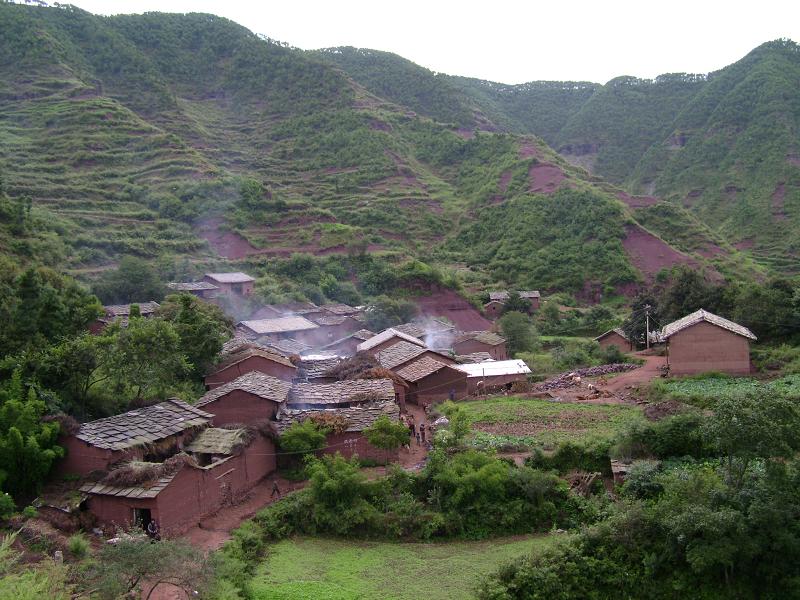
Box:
[413,288,493,330]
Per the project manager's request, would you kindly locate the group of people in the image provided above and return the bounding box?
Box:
[404,415,433,447]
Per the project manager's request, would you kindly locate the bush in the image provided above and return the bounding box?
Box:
[22,506,37,519]
[613,413,710,460]
[0,493,15,519]
[527,440,613,476]
[620,459,663,499]
[67,533,89,558]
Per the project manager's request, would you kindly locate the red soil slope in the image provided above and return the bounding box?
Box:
[413,288,492,330]
[528,163,566,194]
[622,224,704,280]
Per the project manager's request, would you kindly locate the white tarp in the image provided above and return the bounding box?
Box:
[455,359,531,378]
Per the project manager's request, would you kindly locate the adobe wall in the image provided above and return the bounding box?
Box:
[410,368,468,406]
[466,373,527,395]
[484,301,505,320]
[203,389,281,426]
[205,355,296,389]
[323,431,401,463]
[57,437,140,477]
[597,332,632,352]
[668,321,751,376]
[453,339,508,360]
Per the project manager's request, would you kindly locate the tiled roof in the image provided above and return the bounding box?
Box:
[205,272,254,284]
[320,329,375,351]
[103,301,160,317]
[488,290,540,301]
[259,302,321,316]
[275,400,400,434]
[662,309,757,341]
[220,334,269,356]
[593,328,629,342]
[167,282,218,291]
[394,319,455,340]
[455,352,495,363]
[297,356,343,380]
[356,328,425,352]
[186,428,250,455]
[288,379,395,407]
[265,338,312,357]
[395,357,455,383]
[197,372,292,407]
[76,399,213,451]
[310,314,350,326]
[80,471,178,499]
[456,359,531,377]
[212,346,296,373]
[455,331,506,346]
[375,341,428,370]
[239,316,318,335]
[321,303,360,316]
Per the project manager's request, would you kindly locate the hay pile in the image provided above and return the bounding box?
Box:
[324,354,379,379]
[102,454,195,488]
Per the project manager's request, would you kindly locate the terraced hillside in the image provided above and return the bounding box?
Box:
[0,3,759,296]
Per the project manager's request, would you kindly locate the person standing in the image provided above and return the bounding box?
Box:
[146,519,160,542]
[420,422,426,443]
[271,479,281,499]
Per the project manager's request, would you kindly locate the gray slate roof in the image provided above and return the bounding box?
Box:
[289,379,395,407]
[76,399,213,451]
[455,331,506,346]
[205,272,254,284]
[213,346,296,372]
[310,314,350,326]
[265,338,312,357]
[103,301,160,317]
[455,352,495,363]
[376,341,429,370]
[356,328,425,352]
[197,372,292,407]
[320,329,375,351]
[395,356,456,383]
[593,328,630,342]
[297,356,343,380]
[167,281,218,291]
[239,316,318,335]
[662,309,757,341]
[488,290,540,301]
[321,303,360,316]
[275,400,400,434]
[80,472,178,499]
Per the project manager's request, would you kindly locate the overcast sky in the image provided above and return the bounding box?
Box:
[67,0,799,84]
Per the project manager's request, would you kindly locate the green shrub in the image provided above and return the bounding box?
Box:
[22,506,37,519]
[620,459,663,499]
[67,533,89,558]
[527,440,613,476]
[0,493,15,519]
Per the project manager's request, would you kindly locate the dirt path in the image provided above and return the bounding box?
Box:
[600,353,665,394]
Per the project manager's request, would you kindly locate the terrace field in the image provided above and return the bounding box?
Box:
[248,534,558,600]
[648,374,800,408]
[460,396,644,450]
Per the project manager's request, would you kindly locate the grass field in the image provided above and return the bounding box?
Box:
[649,374,800,408]
[460,396,643,450]
[248,534,557,600]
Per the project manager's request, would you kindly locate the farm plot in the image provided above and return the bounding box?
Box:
[460,396,643,450]
[649,374,800,408]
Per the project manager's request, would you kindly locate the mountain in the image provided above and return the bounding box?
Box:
[0,3,759,300]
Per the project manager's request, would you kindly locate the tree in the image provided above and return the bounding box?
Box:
[91,538,210,600]
[363,415,409,463]
[622,292,660,346]
[0,371,64,500]
[92,256,166,304]
[502,291,530,315]
[279,419,327,462]
[364,295,418,331]
[157,294,232,377]
[498,311,536,355]
[659,266,717,322]
[106,318,189,401]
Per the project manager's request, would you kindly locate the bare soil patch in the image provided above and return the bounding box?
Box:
[519,140,541,159]
[622,224,703,280]
[413,288,493,330]
[617,191,659,208]
[199,218,266,260]
[528,163,566,194]
[498,170,512,193]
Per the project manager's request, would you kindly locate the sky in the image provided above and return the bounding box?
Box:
[67,0,800,84]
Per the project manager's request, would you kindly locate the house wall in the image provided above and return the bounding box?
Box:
[408,367,468,407]
[667,321,751,376]
[202,389,281,426]
[597,332,632,352]
[452,339,508,360]
[57,437,137,477]
[466,373,527,395]
[205,356,297,389]
[86,435,276,537]
[203,277,254,297]
[484,301,505,320]
[322,431,401,463]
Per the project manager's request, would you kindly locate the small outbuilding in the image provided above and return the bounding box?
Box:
[594,328,633,352]
[395,356,468,406]
[166,281,219,299]
[452,331,508,360]
[484,290,540,319]
[456,359,532,394]
[196,372,292,426]
[237,315,320,345]
[205,346,298,389]
[662,309,756,376]
[356,328,426,356]
[203,272,255,297]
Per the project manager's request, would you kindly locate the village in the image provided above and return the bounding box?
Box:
[39,270,760,545]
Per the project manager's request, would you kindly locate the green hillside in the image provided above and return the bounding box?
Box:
[0,3,761,298]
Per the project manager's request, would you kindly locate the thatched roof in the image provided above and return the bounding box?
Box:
[186,428,254,455]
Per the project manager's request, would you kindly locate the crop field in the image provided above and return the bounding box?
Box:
[649,374,800,408]
[248,534,558,600]
[460,396,643,450]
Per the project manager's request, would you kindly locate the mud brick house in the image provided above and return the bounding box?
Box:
[89,301,159,334]
[295,355,345,383]
[395,356,467,406]
[320,303,362,317]
[196,372,292,426]
[662,309,757,376]
[452,331,508,360]
[484,290,541,319]
[58,400,213,477]
[394,319,456,347]
[264,338,312,358]
[309,313,362,342]
[202,272,255,297]
[205,346,297,389]
[320,329,375,357]
[594,328,633,352]
[375,340,456,371]
[356,328,426,356]
[237,315,320,345]
[79,426,275,537]
[289,378,398,409]
[166,281,219,299]
[456,359,531,394]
